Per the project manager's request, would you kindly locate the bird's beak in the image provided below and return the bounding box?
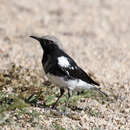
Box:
[29,36,41,42]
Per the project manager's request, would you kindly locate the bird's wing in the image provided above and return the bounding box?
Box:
[57,56,100,86]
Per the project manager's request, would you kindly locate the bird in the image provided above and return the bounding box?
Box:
[30,35,108,110]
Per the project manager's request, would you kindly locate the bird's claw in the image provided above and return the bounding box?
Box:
[51,105,58,110]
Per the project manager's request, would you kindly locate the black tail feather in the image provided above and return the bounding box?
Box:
[92,80,100,86]
[92,87,108,97]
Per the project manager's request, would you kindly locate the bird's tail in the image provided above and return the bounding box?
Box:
[92,87,108,97]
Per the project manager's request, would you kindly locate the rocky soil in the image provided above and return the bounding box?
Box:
[0,0,130,129]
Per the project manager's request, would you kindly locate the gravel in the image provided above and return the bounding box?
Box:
[0,0,130,129]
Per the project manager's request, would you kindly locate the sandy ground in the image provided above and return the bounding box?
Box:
[0,0,130,129]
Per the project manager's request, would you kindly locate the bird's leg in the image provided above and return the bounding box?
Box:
[64,88,72,113]
[52,88,65,109]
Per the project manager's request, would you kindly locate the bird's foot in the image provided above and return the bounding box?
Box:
[62,106,71,115]
[51,104,58,110]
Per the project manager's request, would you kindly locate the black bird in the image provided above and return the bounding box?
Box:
[30,35,108,110]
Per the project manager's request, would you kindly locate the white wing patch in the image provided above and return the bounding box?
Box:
[58,56,70,68]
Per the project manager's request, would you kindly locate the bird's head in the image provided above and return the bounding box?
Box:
[30,35,62,53]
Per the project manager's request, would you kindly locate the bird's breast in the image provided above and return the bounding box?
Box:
[46,73,68,88]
